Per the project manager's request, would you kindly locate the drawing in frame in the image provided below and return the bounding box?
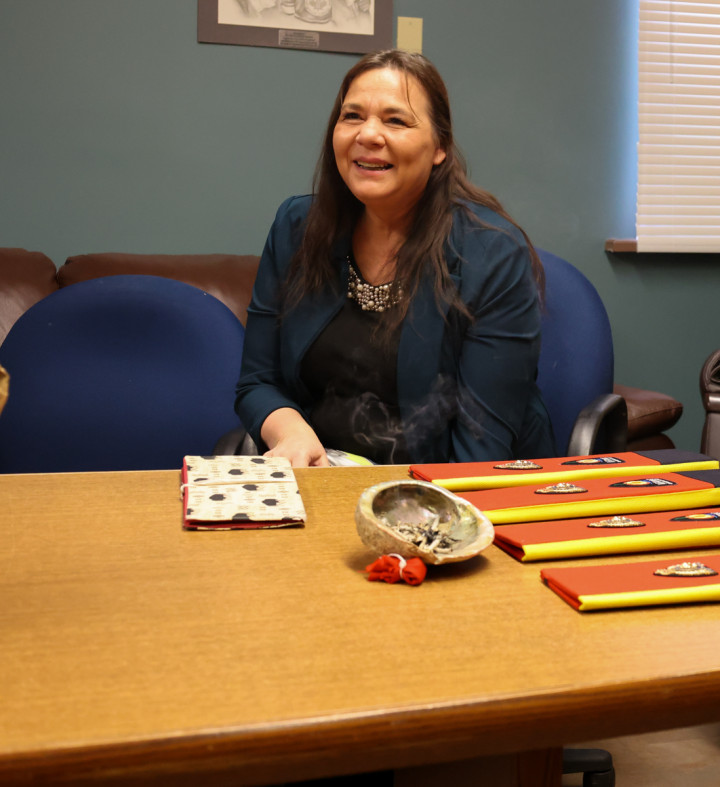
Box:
[198,0,393,55]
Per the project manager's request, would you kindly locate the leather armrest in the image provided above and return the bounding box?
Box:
[613,383,683,441]
[566,393,628,456]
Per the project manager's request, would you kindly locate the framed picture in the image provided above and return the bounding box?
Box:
[198,0,393,55]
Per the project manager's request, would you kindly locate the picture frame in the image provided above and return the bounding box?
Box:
[198,0,393,55]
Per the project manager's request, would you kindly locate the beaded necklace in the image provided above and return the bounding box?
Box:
[346,257,402,313]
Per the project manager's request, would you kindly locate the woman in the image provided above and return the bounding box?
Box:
[235,50,555,467]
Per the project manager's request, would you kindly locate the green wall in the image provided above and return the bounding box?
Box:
[2,0,718,450]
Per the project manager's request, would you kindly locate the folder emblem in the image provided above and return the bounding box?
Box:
[493,460,542,470]
[535,483,588,495]
[587,516,646,528]
[654,561,718,577]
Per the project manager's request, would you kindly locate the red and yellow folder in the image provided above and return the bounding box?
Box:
[409,449,718,492]
[541,554,720,611]
[493,508,720,562]
[457,470,720,525]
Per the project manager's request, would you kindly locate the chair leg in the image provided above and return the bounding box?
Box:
[584,770,615,787]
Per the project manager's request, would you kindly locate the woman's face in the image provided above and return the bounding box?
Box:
[332,67,446,218]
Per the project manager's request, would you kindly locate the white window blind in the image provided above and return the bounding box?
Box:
[637,0,720,252]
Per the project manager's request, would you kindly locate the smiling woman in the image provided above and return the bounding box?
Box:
[235,49,555,468]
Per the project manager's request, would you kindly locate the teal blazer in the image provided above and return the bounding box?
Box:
[235,195,555,464]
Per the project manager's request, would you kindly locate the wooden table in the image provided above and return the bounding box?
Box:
[2,466,720,786]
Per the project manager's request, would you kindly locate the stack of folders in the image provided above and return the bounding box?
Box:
[409,449,720,611]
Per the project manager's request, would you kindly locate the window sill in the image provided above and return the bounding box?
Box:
[605,239,637,253]
[606,239,720,255]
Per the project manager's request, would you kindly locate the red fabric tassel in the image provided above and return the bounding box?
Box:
[364,554,427,585]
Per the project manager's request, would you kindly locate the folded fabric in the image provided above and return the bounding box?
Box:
[183,454,297,485]
[458,470,720,525]
[182,455,306,529]
[542,554,720,611]
[409,449,718,491]
[364,554,427,585]
[494,508,720,562]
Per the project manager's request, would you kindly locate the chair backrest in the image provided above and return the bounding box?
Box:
[0,275,245,473]
[536,249,615,455]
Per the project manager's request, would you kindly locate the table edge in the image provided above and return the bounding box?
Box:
[2,670,719,784]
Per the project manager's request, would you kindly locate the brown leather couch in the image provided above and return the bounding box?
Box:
[0,246,683,451]
[0,248,59,345]
[0,247,260,335]
[59,251,261,327]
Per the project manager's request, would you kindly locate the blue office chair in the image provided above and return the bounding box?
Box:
[538,251,621,784]
[0,275,245,473]
[537,249,626,456]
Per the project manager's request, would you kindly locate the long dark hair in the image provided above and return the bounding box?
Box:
[286,49,543,326]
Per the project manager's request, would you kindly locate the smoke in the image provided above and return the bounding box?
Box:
[349,374,486,462]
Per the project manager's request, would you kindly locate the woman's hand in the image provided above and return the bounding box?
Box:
[260,408,330,468]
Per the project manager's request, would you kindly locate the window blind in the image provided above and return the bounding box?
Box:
[637,0,720,252]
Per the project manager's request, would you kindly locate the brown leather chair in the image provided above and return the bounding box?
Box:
[700,348,720,460]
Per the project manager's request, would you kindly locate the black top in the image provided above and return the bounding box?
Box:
[300,297,410,464]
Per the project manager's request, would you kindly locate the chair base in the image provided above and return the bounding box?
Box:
[562,748,615,787]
